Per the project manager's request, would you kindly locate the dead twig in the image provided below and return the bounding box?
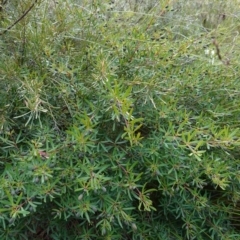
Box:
[0,0,38,36]
[212,39,230,66]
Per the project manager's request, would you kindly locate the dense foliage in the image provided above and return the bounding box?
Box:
[0,0,240,239]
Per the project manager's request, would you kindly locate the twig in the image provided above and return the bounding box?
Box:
[0,0,37,36]
[212,39,230,65]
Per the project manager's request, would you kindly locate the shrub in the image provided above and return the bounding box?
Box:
[0,0,240,239]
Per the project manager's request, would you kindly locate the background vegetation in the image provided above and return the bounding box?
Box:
[0,0,240,239]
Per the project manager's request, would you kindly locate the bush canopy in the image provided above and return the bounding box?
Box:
[0,0,240,239]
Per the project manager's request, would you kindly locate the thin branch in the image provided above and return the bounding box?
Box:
[212,38,230,66]
[0,0,37,36]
